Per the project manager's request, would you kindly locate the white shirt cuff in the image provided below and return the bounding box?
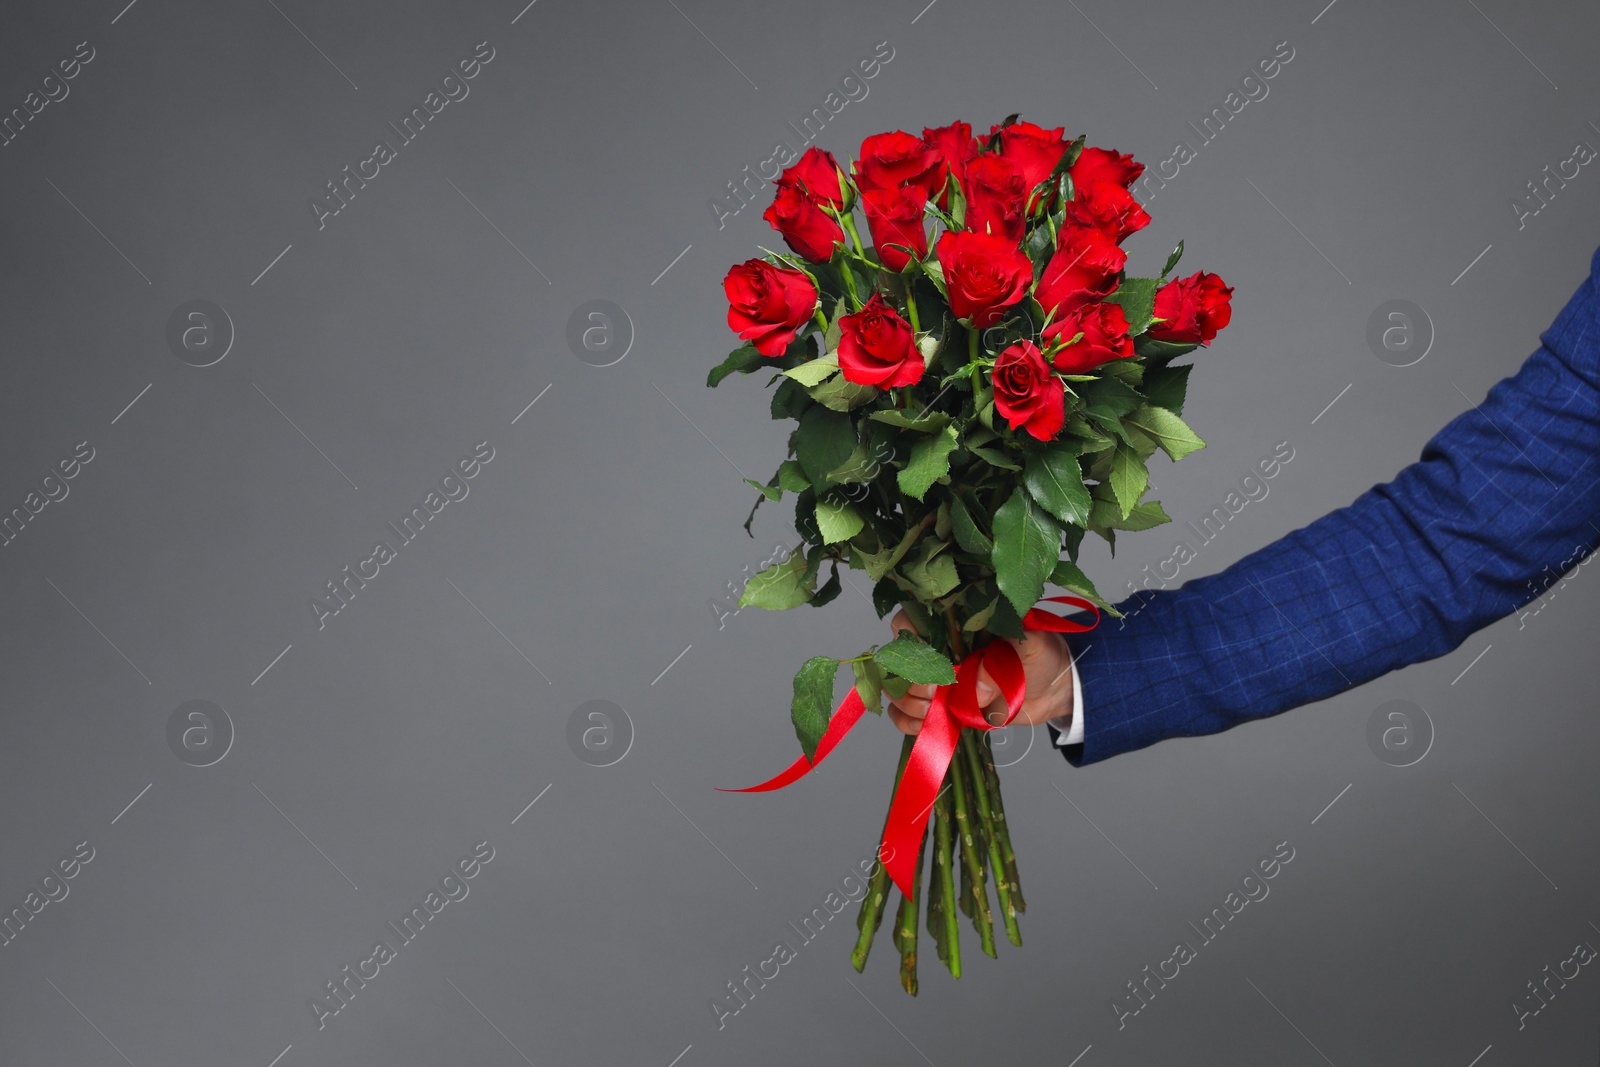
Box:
[1049,651,1084,746]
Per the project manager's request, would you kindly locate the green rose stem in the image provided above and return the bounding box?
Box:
[851,734,914,973]
[979,732,1025,913]
[962,730,1023,947]
[893,825,923,995]
[949,739,997,958]
[931,778,961,977]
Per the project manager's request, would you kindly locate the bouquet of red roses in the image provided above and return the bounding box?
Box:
[711,117,1232,993]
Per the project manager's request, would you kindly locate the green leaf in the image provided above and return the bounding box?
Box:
[1161,239,1185,279]
[1023,446,1091,528]
[771,377,810,420]
[950,495,993,556]
[777,459,810,492]
[1108,441,1147,519]
[897,424,959,500]
[920,257,949,300]
[869,409,952,433]
[815,495,865,544]
[811,561,842,606]
[794,406,857,485]
[809,374,876,411]
[853,518,929,582]
[874,634,956,686]
[1141,363,1192,415]
[1090,497,1172,531]
[881,673,912,700]
[743,477,781,502]
[991,488,1062,618]
[1104,276,1161,336]
[968,444,1021,471]
[739,552,815,610]
[851,657,885,713]
[1126,405,1206,462]
[791,655,840,761]
[1047,558,1119,615]
[784,353,840,387]
[962,597,1000,632]
[823,296,847,352]
[1133,335,1201,362]
[898,539,959,599]
[707,343,764,387]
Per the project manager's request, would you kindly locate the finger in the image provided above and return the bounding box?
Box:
[894,692,931,719]
[907,683,935,699]
[887,702,922,735]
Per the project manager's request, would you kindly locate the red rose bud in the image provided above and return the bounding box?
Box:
[763,183,844,263]
[961,154,1028,244]
[1068,146,1145,193]
[837,293,923,388]
[855,130,940,193]
[861,184,930,272]
[991,120,1071,208]
[992,339,1065,441]
[1149,271,1234,345]
[1034,226,1126,320]
[724,259,819,357]
[778,146,849,211]
[1062,178,1152,245]
[1043,302,1134,373]
[936,230,1034,328]
[922,121,982,208]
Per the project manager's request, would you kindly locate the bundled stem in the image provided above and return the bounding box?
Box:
[949,734,997,958]
[929,777,961,977]
[962,731,1023,947]
[979,732,1025,913]
[852,734,914,972]
[893,826,923,995]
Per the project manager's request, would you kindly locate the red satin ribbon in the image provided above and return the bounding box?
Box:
[720,596,1099,899]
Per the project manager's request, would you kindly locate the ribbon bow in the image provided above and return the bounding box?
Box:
[720,596,1098,898]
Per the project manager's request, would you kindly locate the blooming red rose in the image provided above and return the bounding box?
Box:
[837,293,923,388]
[1043,302,1134,373]
[936,230,1033,328]
[991,120,1071,208]
[855,130,940,193]
[961,154,1028,244]
[763,183,844,263]
[777,146,849,210]
[922,121,982,207]
[1148,271,1234,345]
[1068,146,1144,193]
[1062,179,1152,244]
[992,339,1065,441]
[861,184,929,272]
[724,259,818,357]
[1034,226,1126,320]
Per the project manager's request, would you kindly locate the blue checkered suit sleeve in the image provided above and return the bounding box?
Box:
[1054,244,1600,766]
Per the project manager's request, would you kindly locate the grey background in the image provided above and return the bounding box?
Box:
[1,0,1597,1064]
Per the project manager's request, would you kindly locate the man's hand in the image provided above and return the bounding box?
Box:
[883,609,1075,736]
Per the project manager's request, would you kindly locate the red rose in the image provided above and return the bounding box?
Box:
[861,184,929,272]
[935,230,1034,328]
[724,259,818,357]
[991,120,1071,207]
[1148,271,1234,344]
[960,154,1028,244]
[777,146,848,210]
[855,130,940,193]
[838,293,923,388]
[1068,146,1144,193]
[763,183,844,263]
[1034,226,1126,319]
[1043,302,1134,373]
[922,121,982,207]
[992,340,1065,441]
[1062,178,1152,244]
